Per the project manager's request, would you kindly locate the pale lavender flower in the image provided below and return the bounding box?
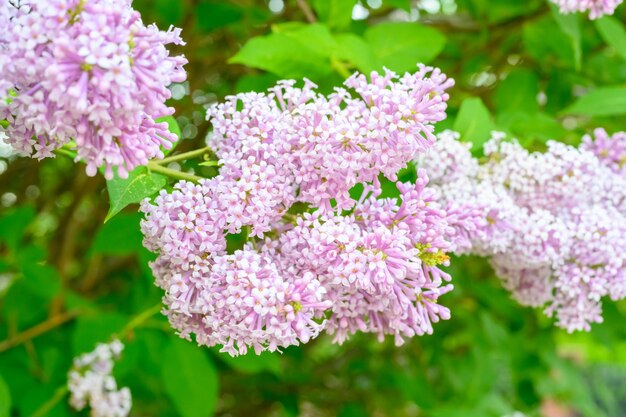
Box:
[550,0,623,19]
[0,0,187,179]
[421,130,626,332]
[68,339,131,417]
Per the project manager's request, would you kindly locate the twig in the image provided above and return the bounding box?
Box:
[147,161,203,182]
[0,310,79,353]
[118,303,163,339]
[296,0,316,23]
[155,146,214,165]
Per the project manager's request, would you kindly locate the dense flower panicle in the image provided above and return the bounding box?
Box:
[68,339,131,417]
[550,0,623,18]
[142,65,469,355]
[420,130,626,332]
[0,0,187,179]
[207,65,454,213]
[142,174,464,354]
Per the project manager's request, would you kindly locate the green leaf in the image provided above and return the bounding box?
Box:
[91,213,143,256]
[564,87,626,116]
[550,4,582,70]
[0,206,35,252]
[494,69,539,115]
[364,23,446,72]
[333,33,377,73]
[218,350,282,375]
[312,0,358,30]
[105,166,167,222]
[195,1,244,32]
[523,16,579,69]
[20,263,62,300]
[229,24,335,79]
[0,373,10,417]
[506,112,567,145]
[453,98,496,152]
[72,313,128,355]
[595,16,626,62]
[162,338,219,417]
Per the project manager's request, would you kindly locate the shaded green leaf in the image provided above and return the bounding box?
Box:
[564,87,626,116]
[453,98,496,152]
[162,338,219,417]
[196,1,244,32]
[0,373,10,417]
[91,213,143,256]
[364,23,446,72]
[595,16,626,62]
[229,24,335,79]
[312,0,358,30]
[72,313,128,355]
[333,33,377,73]
[494,69,539,115]
[550,4,582,70]
[0,206,35,252]
[105,166,167,222]
[218,350,282,375]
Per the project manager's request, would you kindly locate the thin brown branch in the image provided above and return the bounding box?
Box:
[0,310,79,353]
[296,0,317,23]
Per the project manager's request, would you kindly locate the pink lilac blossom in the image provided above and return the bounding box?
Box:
[207,66,454,217]
[0,0,187,179]
[582,128,626,175]
[419,130,626,332]
[141,68,468,355]
[550,0,623,19]
[68,339,131,417]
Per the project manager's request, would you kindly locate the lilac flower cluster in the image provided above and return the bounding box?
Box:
[140,68,475,355]
[68,339,131,417]
[0,0,187,179]
[420,129,626,332]
[550,0,623,19]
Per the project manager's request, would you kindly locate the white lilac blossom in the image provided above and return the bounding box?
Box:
[0,0,187,179]
[550,0,623,19]
[0,131,15,158]
[419,130,626,332]
[68,339,131,417]
[140,68,474,355]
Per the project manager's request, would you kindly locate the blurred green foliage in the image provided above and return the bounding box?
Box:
[1,1,626,416]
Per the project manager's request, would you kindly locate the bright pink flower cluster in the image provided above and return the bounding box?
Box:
[420,130,626,332]
[550,0,623,19]
[140,69,474,355]
[0,0,187,179]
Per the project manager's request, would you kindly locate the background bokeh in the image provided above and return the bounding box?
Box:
[1,1,626,416]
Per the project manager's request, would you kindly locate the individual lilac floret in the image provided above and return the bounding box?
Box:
[550,0,623,19]
[0,0,187,179]
[68,339,131,417]
[420,130,626,333]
